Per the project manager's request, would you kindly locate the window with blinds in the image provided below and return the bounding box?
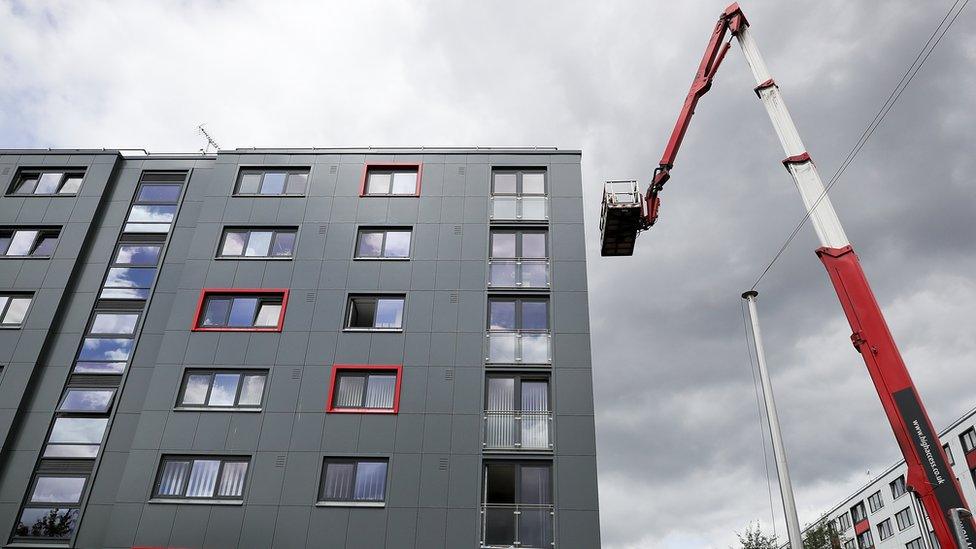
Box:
[318,458,389,504]
[153,456,249,501]
[327,365,402,413]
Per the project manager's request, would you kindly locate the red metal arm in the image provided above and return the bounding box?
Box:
[645,3,747,227]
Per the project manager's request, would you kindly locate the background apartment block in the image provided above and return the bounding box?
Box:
[0,148,600,548]
[807,406,976,549]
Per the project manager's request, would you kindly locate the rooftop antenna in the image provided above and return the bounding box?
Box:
[197,124,220,154]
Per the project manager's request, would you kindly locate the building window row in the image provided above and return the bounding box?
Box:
[867,490,883,513]
[12,171,187,544]
[0,228,60,257]
[9,168,85,196]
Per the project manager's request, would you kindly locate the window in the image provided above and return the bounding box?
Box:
[360,164,421,197]
[482,462,553,549]
[895,507,914,530]
[153,456,250,501]
[9,169,85,195]
[123,172,184,233]
[235,168,308,196]
[58,389,115,413]
[490,168,547,221]
[0,228,60,257]
[14,474,86,540]
[837,512,852,531]
[327,365,402,413]
[487,297,551,365]
[489,230,549,288]
[72,310,140,375]
[856,530,874,549]
[218,228,296,258]
[851,501,867,523]
[906,538,925,549]
[178,370,267,409]
[318,458,389,504]
[43,417,108,458]
[877,518,893,540]
[867,490,884,513]
[355,228,411,259]
[345,295,404,330]
[890,475,907,499]
[961,427,976,453]
[944,443,955,465]
[0,294,32,327]
[100,241,163,300]
[843,540,855,549]
[193,290,288,332]
[485,375,551,450]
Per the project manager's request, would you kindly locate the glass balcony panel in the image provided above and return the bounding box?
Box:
[520,197,548,220]
[487,333,517,363]
[521,412,551,450]
[521,260,550,288]
[491,196,518,220]
[520,333,551,364]
[489,261,518,288]
[483,505,517,547]
[519,506,554,548]
[484,412,517,449]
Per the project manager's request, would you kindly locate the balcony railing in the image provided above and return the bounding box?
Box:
[486,331,551,365]
[490,196,549,221]
[488,259,550,289]
[481,503,555,549]
[483,410,553,451]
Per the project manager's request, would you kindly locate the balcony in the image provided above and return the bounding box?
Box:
[483,410,553,451]
[486,331,551,365]
[490,196,548,222]
[488,259,550,289]
[481,503,555,549]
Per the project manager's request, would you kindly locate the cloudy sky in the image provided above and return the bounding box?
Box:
[2,1,974,546]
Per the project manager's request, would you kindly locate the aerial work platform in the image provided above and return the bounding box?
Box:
[600,180,645,256]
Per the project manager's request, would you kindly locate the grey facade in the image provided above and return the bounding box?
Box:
[0,148,600,548]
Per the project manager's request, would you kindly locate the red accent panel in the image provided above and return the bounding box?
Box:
[326,364,403,414]
[754,78,776,97]
[966,449,976,469]
[817,245,976,546]
[359,162,423,197]
[191,288,289,332]
[854,519,870,535]
[782,152,812,166]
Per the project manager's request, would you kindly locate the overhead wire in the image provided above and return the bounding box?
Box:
[749,0,970,290]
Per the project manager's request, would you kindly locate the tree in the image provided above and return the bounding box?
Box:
[734,522,779,549]
[802,518,844,549]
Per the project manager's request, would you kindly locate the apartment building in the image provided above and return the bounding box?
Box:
[808,405,976,549]
[0,148,600,548]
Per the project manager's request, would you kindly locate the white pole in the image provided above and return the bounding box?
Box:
[742,290,803,549]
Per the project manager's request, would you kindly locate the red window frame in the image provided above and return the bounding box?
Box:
[191,288,289,332]
[326,364,403,414]
[359,163,423,197]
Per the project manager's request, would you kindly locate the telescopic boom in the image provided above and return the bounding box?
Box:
[603,4,976,546]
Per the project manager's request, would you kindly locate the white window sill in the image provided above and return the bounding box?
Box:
[315,501,385,508]
[148,498,243,505]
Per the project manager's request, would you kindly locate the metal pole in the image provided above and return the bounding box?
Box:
[742,290,803,549]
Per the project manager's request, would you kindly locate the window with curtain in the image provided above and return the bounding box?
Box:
[154,456,249,500]
[361,165,420,196]
[318,458,388,503]
[328,366,401,413]
[482,462,553,548]
[485,375,551,450]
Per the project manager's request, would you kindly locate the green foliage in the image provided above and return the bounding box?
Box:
[802,517,845,549]
[734,522,779,549]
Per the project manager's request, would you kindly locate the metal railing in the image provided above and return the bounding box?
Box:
[483,410,553,451]
[486,332,551,365]
[481,503,555,548]
[488,258,550,289]
[602,180,641,206]
[490,196,549,221]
